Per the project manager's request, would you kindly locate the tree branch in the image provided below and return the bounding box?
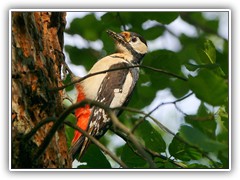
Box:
[140,65,187,81]
[113,106,176,136]
[23,99,128,167]
[64,120,128,168]
[30,95,216,168]
[33,100,90,161]
[112,104,218,168]
[112,128,187,168]
[146,92,194,118]
[106,110,156,168]
[128,93,193,133]
[144,147,188,168]
[50,64,187,92]
[32,99,155,168]
[22,117,56,141]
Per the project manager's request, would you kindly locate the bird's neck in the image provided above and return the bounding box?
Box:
[111,52,133,61]
[110,51,144,65]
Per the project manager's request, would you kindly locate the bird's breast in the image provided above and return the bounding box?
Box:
[81,54,135,101]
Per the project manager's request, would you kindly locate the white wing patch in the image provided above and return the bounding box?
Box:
[81,56,130,101]
[110,72,133,108]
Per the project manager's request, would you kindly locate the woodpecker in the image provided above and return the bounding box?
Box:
[69,29,148,160]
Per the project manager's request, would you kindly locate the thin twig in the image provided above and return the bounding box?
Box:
[180,12,226,40]
[50,64,187,92]
[107,110,156,168]
[116,12,127,31]
[32,99,151,167]
[145,92,193,118]
[140,65,187,81]
[144,147,188,168]
[33,100,90,161]
[64,120,128,168]
[108,98,217,168]
[113,106,175,136]
[112,105,218,168]
[112,128,187,168]
[30,97,217,168]
[22,117,56,141]
[130,93,193,133]
[174,104,188,116]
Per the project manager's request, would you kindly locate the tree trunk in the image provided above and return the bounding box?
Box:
[11,12,71,168]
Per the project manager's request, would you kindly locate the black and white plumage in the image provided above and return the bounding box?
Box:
[70,30,148,160]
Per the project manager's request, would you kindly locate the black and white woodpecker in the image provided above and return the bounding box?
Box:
[70,29,148,160]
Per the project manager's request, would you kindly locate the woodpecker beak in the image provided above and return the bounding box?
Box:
[106,29,147,61]
[106,29,134,54]
[106,29,128,45]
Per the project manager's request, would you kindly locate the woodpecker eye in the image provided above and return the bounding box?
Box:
[131,37,137,42]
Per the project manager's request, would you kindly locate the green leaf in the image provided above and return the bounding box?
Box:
[144,50,181,72]
[152,12,179,24]
[63,74,74,92]
[203,39,216,63]
[142,50,182,91]
[144,25,165,40]
[64,114,76,148]
[188,163,209,168]
[134,12,179,25]
[179,125,228,152]
[169,78,189,98]
[64,45,101,70]
[218,151,229,169]
[188,69,228,106]
[185,103,216,139]
[101,12,122,28]
[154,158,180,168]
[181,12,219,35]
[128,73,158,110]
[66,14,103,41]
[178,33,206,64]
[217,106,228,129]
[186,63,220,70]
[78,144,111,168]
[121,143,147,168]
[102,12,179,29]
[169,133,202,161]
[195,40,226,77]
[134,121,166,153]
[196,41,216,65]
[216,50,228,77]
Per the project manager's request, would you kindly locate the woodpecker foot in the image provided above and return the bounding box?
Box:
[54,49,75,81]
[62,89,74,107]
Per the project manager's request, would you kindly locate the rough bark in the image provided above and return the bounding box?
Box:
[11,12,71,168]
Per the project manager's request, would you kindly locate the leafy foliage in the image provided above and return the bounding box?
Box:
[121,144,148,168]
[64,11,229,169]
[78,144,112,168]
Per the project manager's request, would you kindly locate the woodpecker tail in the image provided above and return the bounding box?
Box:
[69,135,85,159]
[70,84,91,159]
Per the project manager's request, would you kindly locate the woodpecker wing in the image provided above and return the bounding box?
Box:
[71,61,139,160]
[88,62,139,136]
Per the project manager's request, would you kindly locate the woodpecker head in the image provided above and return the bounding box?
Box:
[106,30,148,64]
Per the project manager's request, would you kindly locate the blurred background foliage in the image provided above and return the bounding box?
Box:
[63,11,229,169]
